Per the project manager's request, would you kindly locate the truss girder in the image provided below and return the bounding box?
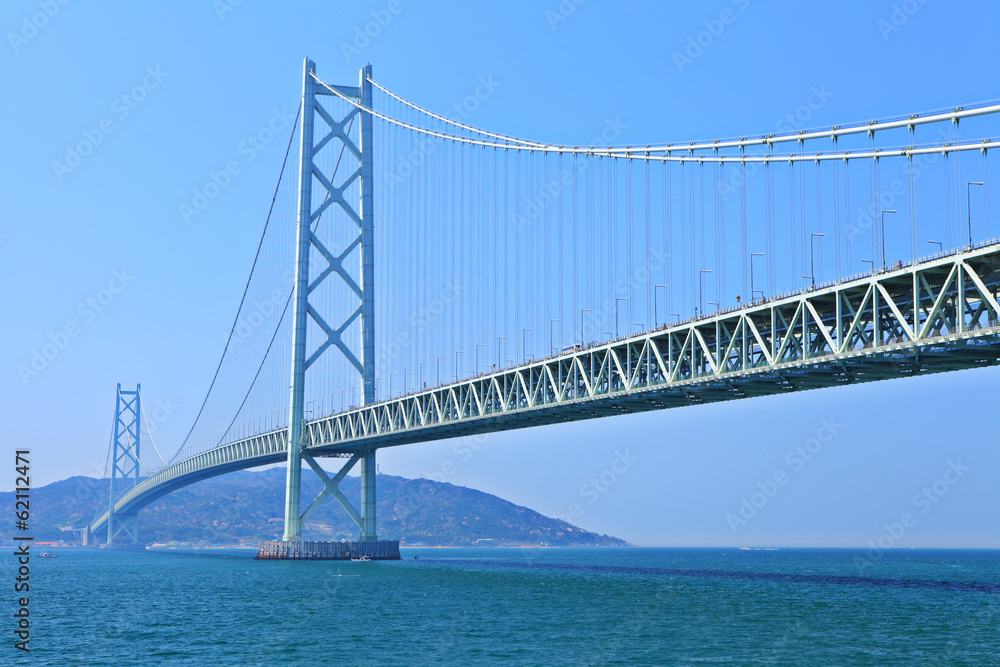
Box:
[94,243,1000,531]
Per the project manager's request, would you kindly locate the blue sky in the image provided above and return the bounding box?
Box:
[3,0,1000,547]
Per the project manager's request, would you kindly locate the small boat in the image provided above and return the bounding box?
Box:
[350,555,372,562]
[40,552,57,558]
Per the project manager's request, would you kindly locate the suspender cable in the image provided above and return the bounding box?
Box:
[832,136,840,280]
[909,124,917,261]
[740,148,747,299]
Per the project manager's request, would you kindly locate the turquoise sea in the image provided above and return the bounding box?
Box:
[13,547,1000,664]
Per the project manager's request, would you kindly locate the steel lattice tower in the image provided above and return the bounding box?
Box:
[282,59,377,542]
[107,383,141,544]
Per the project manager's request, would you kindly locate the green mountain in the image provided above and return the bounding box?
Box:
[1,469,629,548]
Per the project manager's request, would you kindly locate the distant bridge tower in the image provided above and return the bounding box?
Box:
[107,383,141,545]
[283,59,377,542]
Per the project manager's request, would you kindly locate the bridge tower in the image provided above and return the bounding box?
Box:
[282,59,378,543]
[107,383,141,545]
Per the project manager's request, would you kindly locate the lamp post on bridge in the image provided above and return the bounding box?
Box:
[476,344,485,373]
[497,337,508,369]
[454,351,464,381]
[436,356,445,385]
[669,312,680,324]
[928,240,943,253]
[861,259,874,273]
[806,233,825,288]
[654,285,667,326]
[404,368,412,394]
[750,253,764,301]
[522,328,533,362]
[579,309,592,345]
[699,270,712,317]
[615,298,627,337]
[419,362,427,390]
[968,181,985,247]
[389,373,397,398]
[550,319,561,354]
[881,209,897,270]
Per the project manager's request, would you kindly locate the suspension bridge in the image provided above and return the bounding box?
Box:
[89,59,1000,557]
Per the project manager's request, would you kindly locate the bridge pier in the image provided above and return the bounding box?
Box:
[256,539,399,561]
[360,450,377,541]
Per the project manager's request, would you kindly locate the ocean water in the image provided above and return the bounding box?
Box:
[15,547,1000,665]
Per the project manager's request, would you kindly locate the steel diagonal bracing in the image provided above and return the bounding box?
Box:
[92,242,1000,532]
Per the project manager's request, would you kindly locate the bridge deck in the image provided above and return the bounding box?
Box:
[91,241,1000,536]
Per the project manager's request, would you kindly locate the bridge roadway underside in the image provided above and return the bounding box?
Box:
[92,242,1000,536]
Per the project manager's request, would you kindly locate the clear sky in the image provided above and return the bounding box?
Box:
[3,0,999,547]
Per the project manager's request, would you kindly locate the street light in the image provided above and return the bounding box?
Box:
[654,285,667,326]
[669,312,680,324]
[615,298,627,337]
[968,181,985,247]
[579,309,592,345]
[707,302,719,313]
[750,253,764,301]
[404,368,412,394]
[389,373,397,398]
[497,336,508,368]
[454,350,464,380]
[419,362,428,389]
[699,269,712,316]
[880,209,897,270]
[522,328,533,361]
[436,356,445,385]
[928,240,943,253]
[861,259,874,273]
[475,344,485,373]
[550,319,561,354]
[807,233,825,287]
